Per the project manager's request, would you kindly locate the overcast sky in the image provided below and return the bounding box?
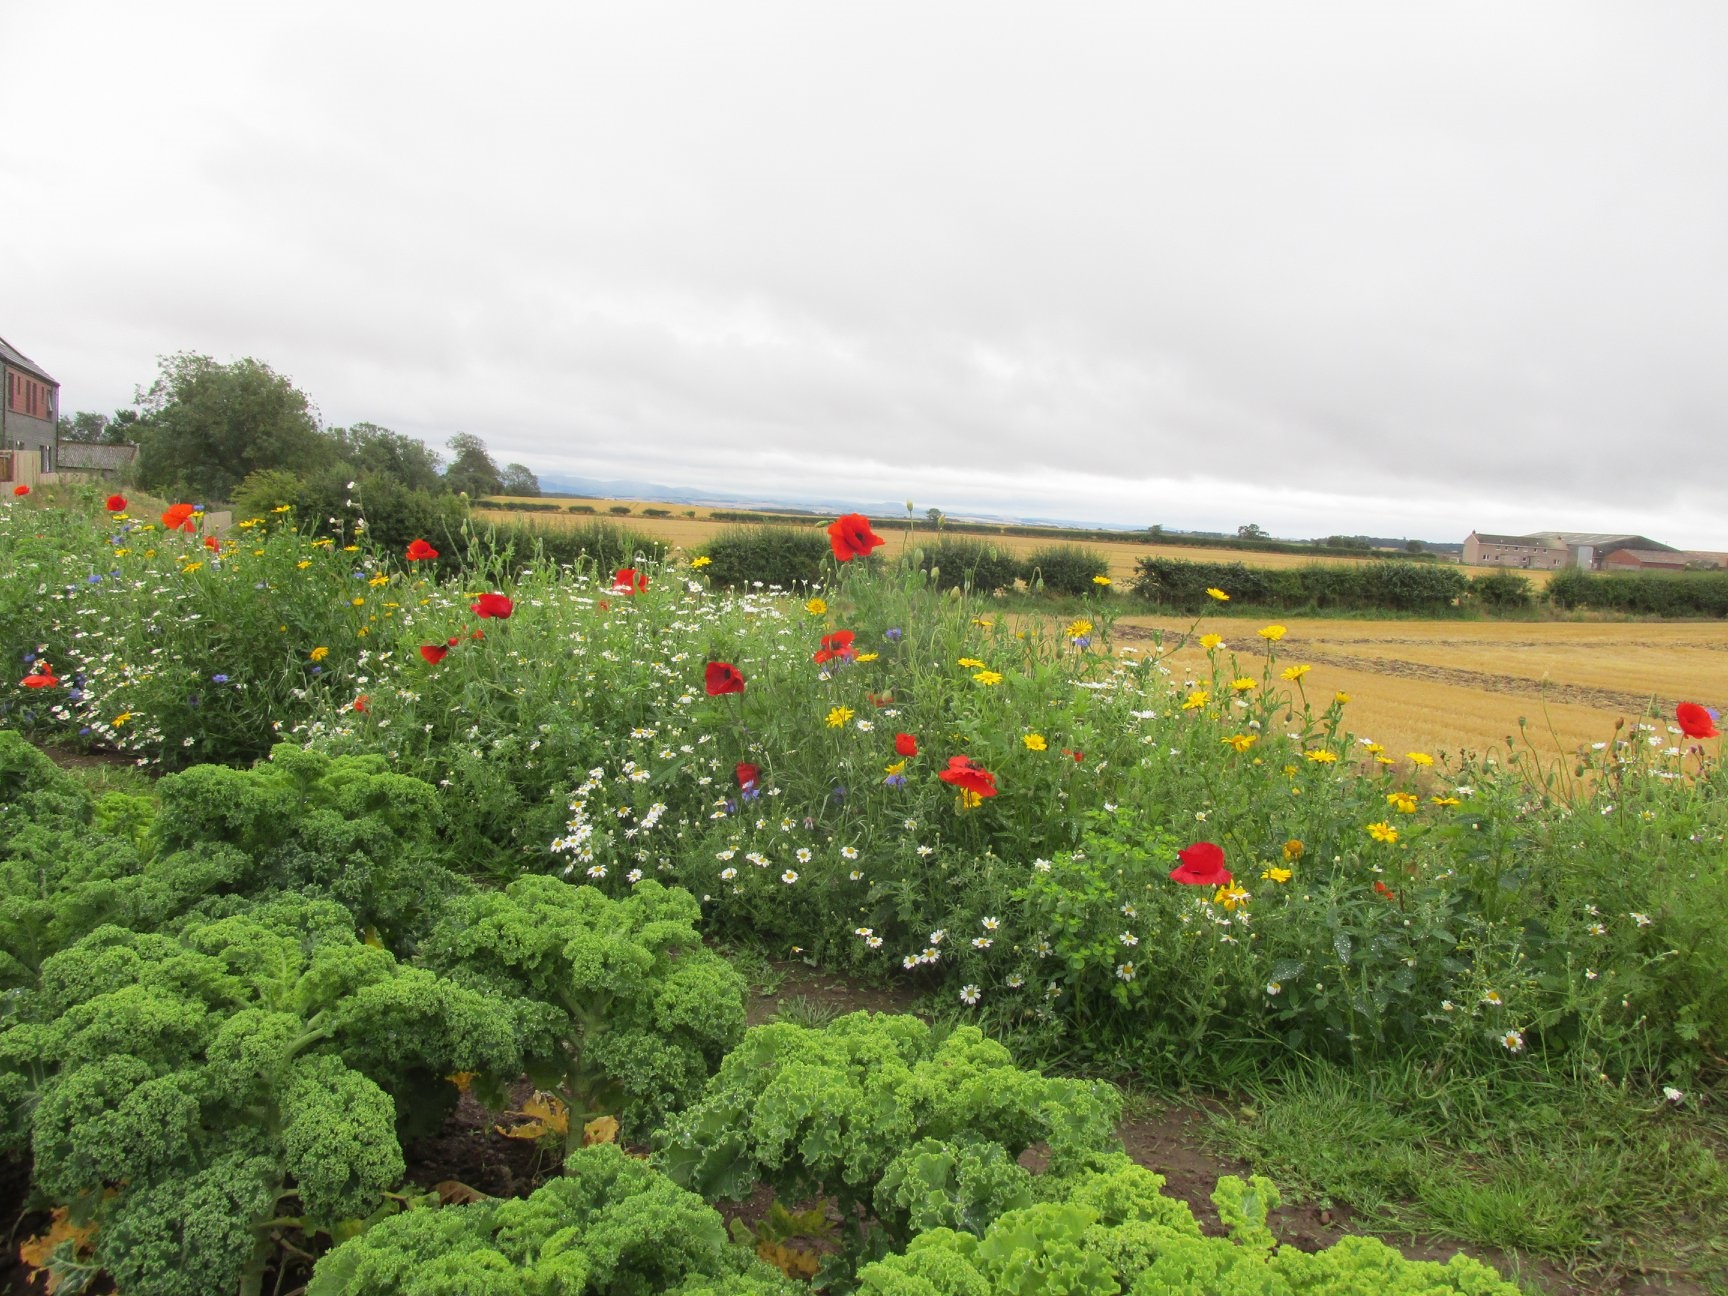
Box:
[6,2,1726,545]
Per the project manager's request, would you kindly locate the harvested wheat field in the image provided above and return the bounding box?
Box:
[476,501,1534,586]
[1110,616,1727,763]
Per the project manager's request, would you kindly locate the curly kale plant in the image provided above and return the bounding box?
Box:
[858,1164,1523,1296]
[6,892,520,1296]
[656,1012,1123,1244]
[425,875,746,1141]
[150,743,471,943]
[308,1142,799,1296]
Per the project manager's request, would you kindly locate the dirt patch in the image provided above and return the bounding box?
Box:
[745,958,925,1028]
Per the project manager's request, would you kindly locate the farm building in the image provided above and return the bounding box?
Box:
[1463,531,1678,570]
[1602,548,1728,572]
[1,334,59,486]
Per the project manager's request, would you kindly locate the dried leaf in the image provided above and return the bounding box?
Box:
[757,1240,821,1280]
[582,1115,619,1146]
[432,1179,491,1205]
[494,1090,570,1140]
[445,1071,476,1094]
[19,1207,97,1293]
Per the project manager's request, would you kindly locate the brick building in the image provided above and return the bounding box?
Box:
[1,335,59,479]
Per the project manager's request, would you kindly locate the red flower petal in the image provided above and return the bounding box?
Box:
[894,733,918,757]
[11,484,29,497]
[419,644,449,664]
[736,762,760,790]
[612,567,647,594]
[161,503,195,530]
[705,661,746,696]
[826,513,886,562]
[937,754,998,797]
[405,538,439,561]
[1169,841,1231,886]
[105,494,127,512]
[470,592,514,619]
[1676,702,1720,739]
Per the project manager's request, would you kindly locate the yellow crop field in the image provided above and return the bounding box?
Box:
[1110,615,1726,763]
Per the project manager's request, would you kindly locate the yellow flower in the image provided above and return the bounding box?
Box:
[1199,633,1223,650]
[296,560,313,569]
[1023,733,1048,751]
[855,652,879,663]
[1281,664,1310,681]
[342,545,359,552]
[1430,795,1462,807]
[805,597,828,615]
[112,712,132,727]
[1363,742,1384,754]
[1304,749,1338,764]
[350,596,365,607]
[1366,821,1399,844]
[1376,754,1395,766]
[691,555,712,568]
[1213,883,1251,910]
[1407,751,1434,767]
[309,646,330,662]
[1206,587,1230,601]
[1230,677,1256,692]
[1260,866,1293,883]
[1064,619,1094,639]
[885,759,907,776]
[957,788,984,809]
[972,616,995,627]
[957,657,986,669]
[271,504,293,513]
[1182,690,1209,710]
[1282,839,1304,862]
[237,518,260,530]
[311,538,334,548]
[144,549,156,558]
[1386,791,1418,814]
[1258,624,1287,641]
[368,574,390,588]
[180,563,203,574]
[1334,692,1351,704]
[1222,733,1257,753]
[973,670,1003,686]
[1093,574,1112,586]
[825,706,854,728]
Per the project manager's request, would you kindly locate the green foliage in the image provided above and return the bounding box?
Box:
[443,431,504,498]
[133,352,328,503]
[857,1168,1521,1296]
[1546,568,1728,617]
[656,1012,1122,1239]
[330,422,447,494]
[151,745,468,943]
[918,537,1023,595]
[1133,557,1468,613]
[426,876,746,1138]
[8,892,521,1295]
[1467,570,1535,609]
[308,1142,798,1296]
[699,524,834,590]
[1023,544,1110,597]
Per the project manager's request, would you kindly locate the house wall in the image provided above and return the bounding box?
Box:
[1463,534,1571,569]
[2,362,59,455]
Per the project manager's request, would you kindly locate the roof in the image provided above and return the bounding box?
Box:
[1538,533,1675,551]
[1605,549,1690,565]
[0,335,57,385]
[1470,532,1561,547]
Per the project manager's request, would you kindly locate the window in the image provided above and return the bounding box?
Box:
[5,371,52,420]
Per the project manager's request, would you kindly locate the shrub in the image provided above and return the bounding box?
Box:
[1024,544,1110,597]
[567,503,597,513]
[609,505,632,515]
[1469,570,1535,609]
[1132,557,1467,612]
[917,537,1022,595]
[699,524,833,591]
[1545,569,1728,617]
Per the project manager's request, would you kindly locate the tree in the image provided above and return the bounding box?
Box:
[330,423,445,494]
[442,432,503,497]
[499,462,541,497]
[132,353,327,502]
[926,507,945,527]
[1405,539,1426,554]
[1237,523,1268,540]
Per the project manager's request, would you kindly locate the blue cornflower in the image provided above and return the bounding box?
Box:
[212,674,230,684]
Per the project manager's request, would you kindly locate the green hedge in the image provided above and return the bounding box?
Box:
[1547,569,1728,617]
[918,537,1023,595]
[1132,557,1467,612]
[1024,544,1111,597]
[698,524,833,590]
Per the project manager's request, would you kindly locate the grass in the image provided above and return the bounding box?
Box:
[1205,1057,1728,1288]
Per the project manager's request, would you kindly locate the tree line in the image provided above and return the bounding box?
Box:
[56,350,539,505]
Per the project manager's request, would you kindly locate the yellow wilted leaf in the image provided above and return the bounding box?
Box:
[757,1240,821,1280]
[361,926,387,949]
[19,1207,97,1292]
[582,1115,620,1146]
[446,1071,476,1094]
[495,1091,570,1140]
[432,1179,491,1205]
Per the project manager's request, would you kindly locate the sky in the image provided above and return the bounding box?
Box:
[5,2,1726,547]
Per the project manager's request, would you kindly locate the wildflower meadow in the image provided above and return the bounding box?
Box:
[2,484,1724,1294]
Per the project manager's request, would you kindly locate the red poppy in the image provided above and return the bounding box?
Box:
[894,732,918,757]
[612,567,648,594]
[11,484,28,497]
[106,494,127,512]
[419,644,449,665]
[204,536,219,551]
[471,592,514,619]
[352,695,369,713]
[1676,702,1720,739]
[736,762,760,790]
[1062,749,1085,763]
[813,630,856,664]
[1374,880,1397,901]
[597,600,610,612]
[1169,842,1231,886]
[20,667,59,689]
[868,692,894,707]
[446,636,461,646]
[937,755,998,798]
[705,661,746,696]
[406,538,439,561]
[827,512,886,562]
[161,503,195,531]
[469,629,485,641]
